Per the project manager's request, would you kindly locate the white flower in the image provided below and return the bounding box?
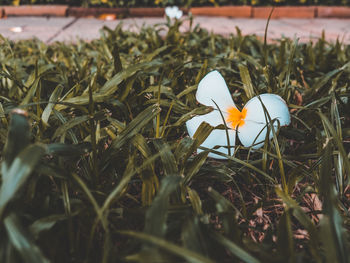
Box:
[165,6,183,19]
[10,27,23,33]
[186,70,291,159]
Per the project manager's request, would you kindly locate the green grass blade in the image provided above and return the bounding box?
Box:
[276,210,295,262]
[153,139,179,176]
[319,143,349,263]
[4,213,49,263]
[109,105,160,151]
[41,84,63,126]
[238,64,255,99]
[0,144,47,219]
[210,231,260,263]
[121,231,215,263]
[144,176,181,237]
[2,110,31,175]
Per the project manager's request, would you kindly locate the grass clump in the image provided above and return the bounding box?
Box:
[0,19,349,263]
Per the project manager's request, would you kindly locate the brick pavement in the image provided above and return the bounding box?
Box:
[0,16,349,44]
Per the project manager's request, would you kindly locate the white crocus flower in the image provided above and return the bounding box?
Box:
[165,6,183,19]
[186,70,291,159]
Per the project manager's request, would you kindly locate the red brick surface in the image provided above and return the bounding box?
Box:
[128,7,164,17]
[2,5,350,19]
[253,6,316,19]
[190,6,252,18]
[67,7,128,17]
[317,6,350,18]
[3,5,68,16]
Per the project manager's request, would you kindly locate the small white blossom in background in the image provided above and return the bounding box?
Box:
[10,27,23,33]
[165,6,183,19]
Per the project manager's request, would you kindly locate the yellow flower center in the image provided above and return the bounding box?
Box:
[226,107,247,129]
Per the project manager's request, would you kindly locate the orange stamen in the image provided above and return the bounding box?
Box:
[226,107,247,129]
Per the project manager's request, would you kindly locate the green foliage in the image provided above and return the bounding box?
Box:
[0,18,350,262]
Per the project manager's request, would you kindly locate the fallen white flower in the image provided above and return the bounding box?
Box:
[186,70,291,159]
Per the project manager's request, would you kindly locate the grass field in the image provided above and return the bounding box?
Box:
[0,18,349,263]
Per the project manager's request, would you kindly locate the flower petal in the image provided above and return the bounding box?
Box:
[186,110,236,159]
[198,129,236,159]
[196,71,236,112]
[237,121,268,149]
[238,94,290,149]
[175,10,183,19]
[186,110,229,136]
[244,94,290,125]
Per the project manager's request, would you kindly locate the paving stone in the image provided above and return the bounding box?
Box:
[50,17,165,42]
[0,16,349,44]
[279,18,350,42]
[0,16,75,42]
[49,18,109,42]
